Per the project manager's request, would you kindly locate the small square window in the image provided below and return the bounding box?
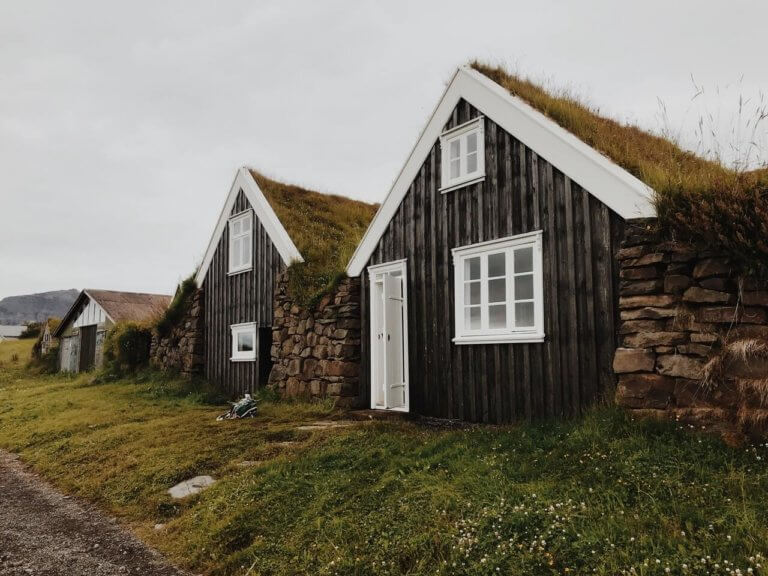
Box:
[231,323,257,361]
[440,117,485,192]
[229,211,253,274]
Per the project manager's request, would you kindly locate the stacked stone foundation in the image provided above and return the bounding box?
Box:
[268,274,361,407]
[149,290,204,376]
[614,220,768,439]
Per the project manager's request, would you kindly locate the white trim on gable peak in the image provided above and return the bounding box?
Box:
[195,167,304,286]
[346,66,656,277]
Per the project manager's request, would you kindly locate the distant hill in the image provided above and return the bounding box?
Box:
[0,289,79,325]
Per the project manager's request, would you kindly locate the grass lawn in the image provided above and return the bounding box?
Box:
[0,340,767,576]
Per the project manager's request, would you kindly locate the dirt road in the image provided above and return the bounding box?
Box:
[0,450,189,576]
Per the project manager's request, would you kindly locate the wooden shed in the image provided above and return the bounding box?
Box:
[54,290,172,372]
[346,65,656,422]
[195,168,375,397]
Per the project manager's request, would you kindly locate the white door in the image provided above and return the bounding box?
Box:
[369,260,409,411]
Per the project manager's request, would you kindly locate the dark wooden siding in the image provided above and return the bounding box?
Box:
[202,189,285,397]
[360,99,625,422]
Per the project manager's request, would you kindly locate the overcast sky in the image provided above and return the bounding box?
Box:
[1,0,766,300]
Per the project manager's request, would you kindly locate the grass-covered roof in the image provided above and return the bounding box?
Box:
[472,61,768,271]
[250,170,378,305]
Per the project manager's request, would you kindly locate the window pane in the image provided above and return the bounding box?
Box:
[466,131,477,153]
[489,304,506,329]
[514,274,533,300]
[465,307,481,330]
[450,139,460,159]
[515,302,534,327]
[241,235,251,265]
[464,281,480,305]
[488,252,505,277]
[242,216,251,232]
[232,238,242,267]
[450,158,460,179]
[237,331,254,352]
[488,278,506,303]
[464,256,480,280]
[232,220,241,235]
[466,152,477,174]
[514,247,533,273]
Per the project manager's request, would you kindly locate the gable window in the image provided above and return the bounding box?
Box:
[231,322,257,361]
[452,230,544,344]
[228,210,253,274]
[439,117,485,193]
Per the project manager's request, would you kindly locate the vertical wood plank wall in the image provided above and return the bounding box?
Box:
[360,100,625,422]
[202,189,285,397]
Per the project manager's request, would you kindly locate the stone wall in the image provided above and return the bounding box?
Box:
[149,289,204,376]
[269,273,361,406]
[614,219,768,438]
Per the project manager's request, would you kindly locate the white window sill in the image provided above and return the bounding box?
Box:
[227,266,253,277]
[453,332,545,345]
[230,356,256,362]
[439,175,485,194]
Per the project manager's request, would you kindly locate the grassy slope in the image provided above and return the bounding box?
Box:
[1,340,767,575]
[251,170,378,305]
[471,61,768,197]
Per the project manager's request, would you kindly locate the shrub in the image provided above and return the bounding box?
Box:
[156,275,197,337]
[103,322,153,376]
[19,323,41,339]
[34,347,60,374]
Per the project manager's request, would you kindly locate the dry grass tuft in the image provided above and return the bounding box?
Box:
[737,406,768,434]
[699,337,768,436]
[250,170,378,305]
[725,338,768,363]
[737,378,768,407]
[702,337,768,389]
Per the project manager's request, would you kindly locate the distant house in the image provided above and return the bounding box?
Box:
[39,318,61,356]
[195,167,376,396]
[345,65,656,421]
[0,325,25,341]
[53,290,172,372]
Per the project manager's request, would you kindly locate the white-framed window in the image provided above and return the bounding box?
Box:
[452,230,544,344]
[439,116,485,193]
[231,322,257,361]
[228,210,253,274]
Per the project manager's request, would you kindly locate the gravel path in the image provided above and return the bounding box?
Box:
[0,450,189,576]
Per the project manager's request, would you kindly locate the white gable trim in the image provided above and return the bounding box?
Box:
[75,292,113,327]
[346,66,656,277]
[195,167,304,286]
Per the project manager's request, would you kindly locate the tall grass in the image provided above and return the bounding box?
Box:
[471,62,768,272]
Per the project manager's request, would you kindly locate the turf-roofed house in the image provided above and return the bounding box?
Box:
[348,63,768,429]
[54,290,172,372]
[195,168,376,397]
[346,64,661,422]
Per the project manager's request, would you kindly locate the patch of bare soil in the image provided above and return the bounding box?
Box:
[0,450,189,576]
